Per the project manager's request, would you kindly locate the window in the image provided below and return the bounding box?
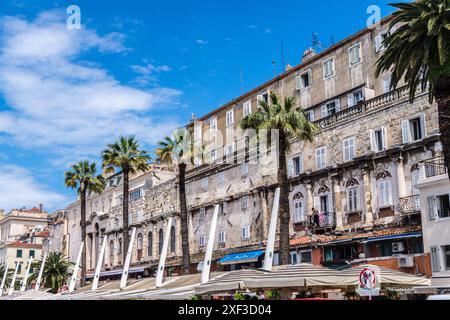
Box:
[194,124,202,142]
[218,230,226,244]
[293,155,303,176]
[430,247,441,272]
[299,250,312,263]
[170,226,176,253]
[201,177,209,189]
[382,76,391,93]
[347,187,360,213]
[305,110,315,122]
[316,147,327,170]
[224,144,234,156]
[242,225,250,240]
[296,70,312,90]
[321,100,340,118]
[199,208,206,222]
[293,200,305,223]
[402,115,426,143]
[375,30,391,53]
[137,233,143,261]
[257,92,269,106]
[226,110,234,127]
[290,251,299,265]
[242,195,249,209]
[348,90,364,107]
[218,172,225,185]
[147,232,153,257]
[240,163,249,176]
[343,137,356,161]
[323,58,335,79]
[29,250,35,258]
[158,229,164,255]
[210,149,217,162]
[16,250,23,258]
[378,180,393,207]
[349,43,362,66]
[243,100,252,117]
[17,264,22,273]
[429,195,450,219]
[209,118,217,135]
[130,189,141,201]
[370,127,387,152]
[444,245,450,270]
[199,234,206,247]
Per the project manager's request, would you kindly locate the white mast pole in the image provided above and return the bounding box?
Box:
[201,204,220,284]
[0,263,8,296]
[69,241,84,293]
[155,216,173,288]
[8,262,20,296]
[34,252,48,291]
[91,235,108,291]
[20,257,33,292]
[263,187,280,271]
[120,227,136,289]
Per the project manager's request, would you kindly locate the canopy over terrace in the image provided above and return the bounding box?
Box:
[194,264,431,295]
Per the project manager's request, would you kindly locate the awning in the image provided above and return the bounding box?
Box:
[218,250,265,266]
[361,232,422,244]
[86,267,145,279]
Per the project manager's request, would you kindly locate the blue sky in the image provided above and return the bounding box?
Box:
[0,0,399,211]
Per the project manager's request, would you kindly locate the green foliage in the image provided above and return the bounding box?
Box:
[155,128,203,166]
[233,292,246,300]
[101,136,151,175]
[265,289,281,300]
[191,295,203,300]
[28,252,74,294]
[376,0,450,103]
[0,264,13,289]
[64,160,105,195]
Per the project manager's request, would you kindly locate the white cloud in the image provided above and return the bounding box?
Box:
[0,11,182,163]
[195,39,208,45]
[0,164,67,212]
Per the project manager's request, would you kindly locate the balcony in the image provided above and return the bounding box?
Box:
[424,157,448,178]
[294,212,335,232]
[397,195,421,215]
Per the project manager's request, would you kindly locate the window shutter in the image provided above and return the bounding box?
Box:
[299,155,304,174]
[430,247,441,272]
[313,197,321,211]
[401,120,411,144]
[381,126,388,150]
[335,99,341,112]
[321,105,327,118]
[295,76,302,90]
[347,93,355,108]
[257,95,263,107]
[287,159,294,178]
[427,196,437,220]
[370,130,376,152]
[375,34,382,53]
[420,113,427,138]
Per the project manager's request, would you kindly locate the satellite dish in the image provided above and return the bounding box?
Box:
[197,261,204,272]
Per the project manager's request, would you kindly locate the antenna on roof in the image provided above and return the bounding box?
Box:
[312,33,322,52]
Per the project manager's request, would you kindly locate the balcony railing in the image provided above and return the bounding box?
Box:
[294,212,335,229]
[396,195,421,215]
[424,157,448,178]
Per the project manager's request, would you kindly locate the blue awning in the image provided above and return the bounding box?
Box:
[218,250,265,265]
[362,232,422,244]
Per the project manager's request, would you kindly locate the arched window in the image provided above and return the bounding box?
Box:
[377,171,393,207]
[170,226,176,253]
[118,238,123,264]
[292,193,305,223]
[137,233,143,261]
[109,240,114,266]
[147,232,153,257]
[346,178,361,213]
[159,229,164,255]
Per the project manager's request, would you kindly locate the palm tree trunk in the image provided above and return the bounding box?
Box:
[122,169,130,263]
[277,134,291,266]
[178,163,191,274]
[80,189,87,287]
[435,75,450,180]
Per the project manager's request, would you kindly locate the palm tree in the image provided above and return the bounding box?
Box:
[376,0,450,178]
[102,136,151,262]
[156,129,199,274]
[28,252,74,293]
[240,92,318,265]
[0,264,13,290]
[64,161,105,287]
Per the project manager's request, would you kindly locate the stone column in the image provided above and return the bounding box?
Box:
[188,211,194,252]
[260,190,270,240]
[86,234,92,270]
[306,181,314,216]
[362,169,374,229]
[333,178,344,232]
[396,156,407,198]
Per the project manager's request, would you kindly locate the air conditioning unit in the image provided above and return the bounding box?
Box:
[392,242,405,253]
[398,255,414,268]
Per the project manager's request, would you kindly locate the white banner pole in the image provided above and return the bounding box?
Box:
[263,187,280,271]
[34,252,48,291]
[92,235,108,291]
[0,263,8,296]
[8,262,20,296]
[201,204,220,284]
[155,216,173,288]
[20,257,33,292]
[120,227,136,289]
[69,240,84,293]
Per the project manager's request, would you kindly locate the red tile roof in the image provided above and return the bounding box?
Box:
[34,231,50,237]
[7,241,42,249]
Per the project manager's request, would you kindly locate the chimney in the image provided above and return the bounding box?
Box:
[285,64,293,72]
[302,47,316,62]
[39,204,43,212]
